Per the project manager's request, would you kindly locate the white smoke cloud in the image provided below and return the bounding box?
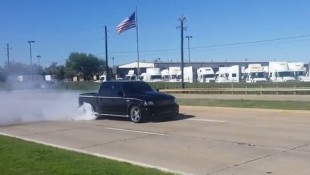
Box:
[0,90,96,126]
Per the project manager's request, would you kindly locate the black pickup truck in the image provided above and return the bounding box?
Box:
[78,81,179,123]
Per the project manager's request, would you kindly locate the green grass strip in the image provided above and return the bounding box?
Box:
[0,135,172,175]
[177,99,310,111]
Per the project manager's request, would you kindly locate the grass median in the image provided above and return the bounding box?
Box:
[177,99,310,111]
[0,135,172,175]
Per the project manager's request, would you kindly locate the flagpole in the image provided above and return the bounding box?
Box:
[135,6,140,77]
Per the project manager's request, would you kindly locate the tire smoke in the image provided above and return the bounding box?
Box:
[0,90,96,126]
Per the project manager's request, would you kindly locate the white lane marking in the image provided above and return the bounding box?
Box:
[105,127,166,136]
[0,132,192,175]
[188,118,227,123]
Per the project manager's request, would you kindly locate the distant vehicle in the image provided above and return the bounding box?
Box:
[161,69,169,81]
[215,65,240,83]
[177,66,194,83]
[244,64,267,83]
[140,68,163,82]
[124,70,138,80]
[168,67,181,82]
[268,62,295,82]
[94,74,107,83]
[288,62,310,82]
[79,81,179,123]
[197,67,215,83]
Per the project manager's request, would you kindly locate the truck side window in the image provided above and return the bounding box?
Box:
[111,84,124,97]
[99,83,113,96]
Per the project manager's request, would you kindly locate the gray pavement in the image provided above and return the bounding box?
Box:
[1,106,310,175]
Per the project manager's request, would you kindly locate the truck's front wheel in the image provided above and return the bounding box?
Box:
[130,105,143,123]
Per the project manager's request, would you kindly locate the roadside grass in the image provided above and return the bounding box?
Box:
[177,99,310,111]
[0,135,172,175]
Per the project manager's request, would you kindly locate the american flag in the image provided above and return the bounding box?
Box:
[116,12,136,34]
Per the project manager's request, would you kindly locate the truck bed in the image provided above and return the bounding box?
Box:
[78,92,98,107]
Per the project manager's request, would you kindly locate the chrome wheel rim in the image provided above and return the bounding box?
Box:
[131,106,140,122]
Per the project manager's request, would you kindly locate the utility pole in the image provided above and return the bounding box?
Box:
[177,16,187,89]
[28,41,35,81]
[6,44,10,73]
[105,26,109,80]
[185,36,192,63]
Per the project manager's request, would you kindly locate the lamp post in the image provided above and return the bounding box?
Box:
[28,41,35,81]
[37,55,41,67]
[185,36,192,63]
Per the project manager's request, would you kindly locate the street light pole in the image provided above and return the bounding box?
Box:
[185,36,192,63]
[28,41,35,81]
[37,55,41,67]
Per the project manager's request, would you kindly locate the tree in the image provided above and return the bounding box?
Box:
[65,52,105,80]
[0,66,6,82]
[43,62,65,81]
[4,62,31,75]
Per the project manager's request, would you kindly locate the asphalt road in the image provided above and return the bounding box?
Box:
[1,106,310,175]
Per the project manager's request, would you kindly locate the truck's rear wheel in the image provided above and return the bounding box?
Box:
[80,103,97,120]
[130,105,143,123]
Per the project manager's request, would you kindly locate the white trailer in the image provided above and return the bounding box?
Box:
[140,68,163,82]
[244,64,267,83]
[161,69,169,81]
[177,66,194,83]
[288,62,310,82]
[197,67,215,83]
[94,74,107,83]
[124,70,138,80]
[168,67,181,82]
[268,62,295,82]
[215,65,240,83]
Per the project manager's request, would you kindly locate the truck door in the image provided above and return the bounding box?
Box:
[98,82,114,114]
[109,83,128,115]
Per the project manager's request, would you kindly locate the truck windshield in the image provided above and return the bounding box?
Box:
[203,74,215,78]
[123,82,154,94]
[250,72,265,78]
[278,71,293,77]
[150,75,162,80]
[294,71,305,76]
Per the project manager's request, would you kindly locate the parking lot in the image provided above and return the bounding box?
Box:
[1,106,310,175]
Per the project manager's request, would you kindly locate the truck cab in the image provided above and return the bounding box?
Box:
[244,64,267,83]
[197,67,215,83]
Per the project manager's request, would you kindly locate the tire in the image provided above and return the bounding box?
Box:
[130,105,143,123]
[79,102,97,120]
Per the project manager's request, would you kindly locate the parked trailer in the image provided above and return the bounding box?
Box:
[288,62,310,82]
[140,68,163,82]
[177,66,194,83]
[124,70,138,80]
[268,62,295,82]
[244,64,267,83]
[161,69,169,81]
[168,67,181,82]
[215,65,240,83]
[197,67,215,83]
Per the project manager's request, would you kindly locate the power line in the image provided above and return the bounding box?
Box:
[108,34,310,55]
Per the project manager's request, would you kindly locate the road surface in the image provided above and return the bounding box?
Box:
[1,106,310,175]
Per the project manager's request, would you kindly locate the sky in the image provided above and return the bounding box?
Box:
[1,0,310,68]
